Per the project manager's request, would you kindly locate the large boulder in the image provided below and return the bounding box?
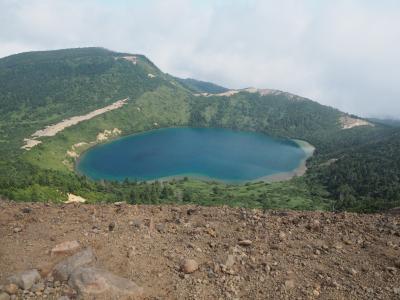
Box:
[53,248,95,281]
[69,267,144,299]
[7,269,41,290]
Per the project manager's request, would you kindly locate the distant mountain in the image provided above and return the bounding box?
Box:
[367,117,400,127]
[0,47,397,212]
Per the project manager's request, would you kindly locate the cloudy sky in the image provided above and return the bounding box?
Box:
[1,0,400,118]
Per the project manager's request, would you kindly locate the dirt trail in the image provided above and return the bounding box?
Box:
[0,201,399,299]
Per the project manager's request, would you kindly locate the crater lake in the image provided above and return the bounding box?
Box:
[76,127,311,183]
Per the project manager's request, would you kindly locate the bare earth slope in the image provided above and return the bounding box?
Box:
[0,201,399,299]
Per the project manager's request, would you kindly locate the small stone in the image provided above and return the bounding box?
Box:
[31,282,45,292]
[348,268,357,276]
[361,265,369,273]
[155,223,166,233]
[225,255,235,268]
[307,220,321,231]
[44,287,54,295]
[205,228,217,237]
[187,208,197,215]
[238,239,252,246]
[61,285,77,299]
[37,262,57,278]
[386,266,396,273]
[279,232,287,241]
[342,237,353,245]
[13,227,22,233]
[130,219,143,229]
[127,247,136,258]
[4,284,18,295]
[333,242,343,250]
[7,269,41,290]
[21,207,32,214]
[148,218,155,232]
[393,287,400,294]
[181,259,199,274]
[108,222,116,231]
[394,259,400,268]
[284,279,295,289]
[51,241,80,256]
[0,292,10,300]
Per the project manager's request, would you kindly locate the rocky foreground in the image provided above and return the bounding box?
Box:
[0,200,399,300]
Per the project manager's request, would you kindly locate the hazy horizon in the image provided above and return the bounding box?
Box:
[1,0,399,119]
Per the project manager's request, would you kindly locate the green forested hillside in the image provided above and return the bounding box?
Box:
[173,77,229,94]
[0,47,398,212]
[0,47,164,156]
[311,129,400,212]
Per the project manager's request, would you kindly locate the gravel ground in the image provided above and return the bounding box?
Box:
[0,200,399,299]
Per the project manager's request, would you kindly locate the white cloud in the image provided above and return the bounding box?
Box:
[1,0,400,118]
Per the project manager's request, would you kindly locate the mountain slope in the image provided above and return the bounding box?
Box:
[311,128,400,212]
[0,47,162,120]
[173,77,229,94]
[0,47,165,156]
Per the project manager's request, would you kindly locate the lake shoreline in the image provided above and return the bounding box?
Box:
[256,139,315,183]
[146,139,315,184]
[75,127,315,184]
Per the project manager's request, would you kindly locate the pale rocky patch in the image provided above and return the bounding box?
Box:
[21,139,42,150]
[21,98,127,150]
[66,194,86,204]
[194,87,281,97]
[96,128,122,142]
[120,56,137,64]
[66,150,78,158]
[340,115,373,129]
[72,142,87,149]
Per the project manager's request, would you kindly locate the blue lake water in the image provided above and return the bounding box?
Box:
[76,127,307,183]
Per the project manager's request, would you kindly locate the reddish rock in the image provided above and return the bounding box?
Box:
[181,259,199,274]
[51,240,80,256]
